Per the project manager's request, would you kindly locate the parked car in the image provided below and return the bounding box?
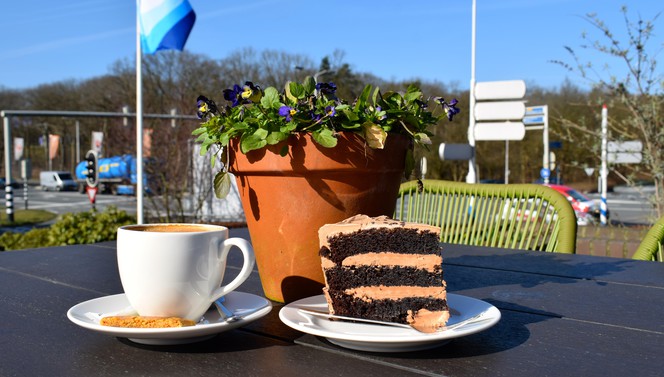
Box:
[545,184,608,224]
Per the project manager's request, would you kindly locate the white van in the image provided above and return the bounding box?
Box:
[40,171,78,191]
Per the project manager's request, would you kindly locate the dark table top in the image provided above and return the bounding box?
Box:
[1,227,663,377]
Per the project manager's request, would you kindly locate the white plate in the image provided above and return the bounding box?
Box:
[67,291,272,345]
[279,293,500,352]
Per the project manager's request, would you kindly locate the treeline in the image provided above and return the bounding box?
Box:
[0,48,641,189]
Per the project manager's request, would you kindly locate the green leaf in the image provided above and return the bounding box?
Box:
[371,86,381,106]
[354,84,372,112]
[342,108,359,121]
[254,128,269,139]
[303,76,316,94]
[213,171,232,199]
[240,133,268,153]
[267,131,288,145]
[200,143,209,156]
[414,132,432,145]
[288,82,305,99]
[261,87,281,109]
[191,127,207,136]
[404,90,421,103]
[312,128,337,148]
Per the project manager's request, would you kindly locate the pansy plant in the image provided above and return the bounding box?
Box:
[193,76,459,198]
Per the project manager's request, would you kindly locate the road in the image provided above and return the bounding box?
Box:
[15,188,137,218]
[586,191,658,225]
[6,186,659,227]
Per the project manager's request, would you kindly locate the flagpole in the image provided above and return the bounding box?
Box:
[466,0,477,184]
[136,0,145,224]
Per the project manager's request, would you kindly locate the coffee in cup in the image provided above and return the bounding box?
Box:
[116,223,255,321]
[128,224,215,233]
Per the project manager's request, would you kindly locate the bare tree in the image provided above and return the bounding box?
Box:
[552,6,664,217]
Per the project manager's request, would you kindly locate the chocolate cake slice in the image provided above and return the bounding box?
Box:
[318,215,449,333]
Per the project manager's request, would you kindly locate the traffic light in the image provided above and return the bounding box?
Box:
[84,150,98,187]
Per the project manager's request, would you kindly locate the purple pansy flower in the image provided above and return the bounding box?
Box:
[279,106,297,121]
[241,81,263,103]
[325,106,336,117]
[315,82,337,96]
[435,97,461,121]
[223,84,243,107]
[196,95,217,119]
[310,111,322,122]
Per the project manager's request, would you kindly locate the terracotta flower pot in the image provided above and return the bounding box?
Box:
[229,132,411,303]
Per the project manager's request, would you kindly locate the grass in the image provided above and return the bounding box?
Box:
[0,209,57,227]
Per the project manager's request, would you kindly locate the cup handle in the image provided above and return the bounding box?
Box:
[210,237,256,302]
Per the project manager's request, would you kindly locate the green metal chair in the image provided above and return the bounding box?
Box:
[632,215,664,262]
[395,180,578,253]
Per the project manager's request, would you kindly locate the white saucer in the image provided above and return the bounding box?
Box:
[279,293,500,352]
[67,291,272,345]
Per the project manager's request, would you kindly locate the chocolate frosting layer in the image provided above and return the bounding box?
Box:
[319,214,440,247]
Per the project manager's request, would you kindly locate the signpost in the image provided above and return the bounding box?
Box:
[607,141,643,164]
[474,122,526,141]
[600,105,608,226]
[86,186,98,209]
[19,158,31,210]
[474,101,526,121]
[523,105,550,184]
[469,79,527,184]
[474,80,526,100]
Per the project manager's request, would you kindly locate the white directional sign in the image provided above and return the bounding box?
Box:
[474,80,526,101]
[608,153,642,164]
[607,140,643,164]
[607,141,643,153]
[474,122,526,141]
[474,101,526,121]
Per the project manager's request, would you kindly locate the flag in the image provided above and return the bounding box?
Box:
[14,137,24,161]
[92,131,104,155]
[143,129,153,157]
[48,135,60,161]
[139,0,196,54]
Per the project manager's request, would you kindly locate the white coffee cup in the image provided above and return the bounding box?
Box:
[117,223,255,321]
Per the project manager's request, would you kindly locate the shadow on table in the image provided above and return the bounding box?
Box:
[444,249,634,286]
[310,300,555,360]
[115,327,284,353]
[414,300,555,358]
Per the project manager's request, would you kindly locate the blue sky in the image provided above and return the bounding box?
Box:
[1,0,662,91]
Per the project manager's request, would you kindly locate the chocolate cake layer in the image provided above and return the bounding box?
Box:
[325,291,449,324]
[320,228,441,264]
[322,265,444,289]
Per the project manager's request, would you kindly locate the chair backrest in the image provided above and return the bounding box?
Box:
[395,180,578,253]
[632,215,664,262]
